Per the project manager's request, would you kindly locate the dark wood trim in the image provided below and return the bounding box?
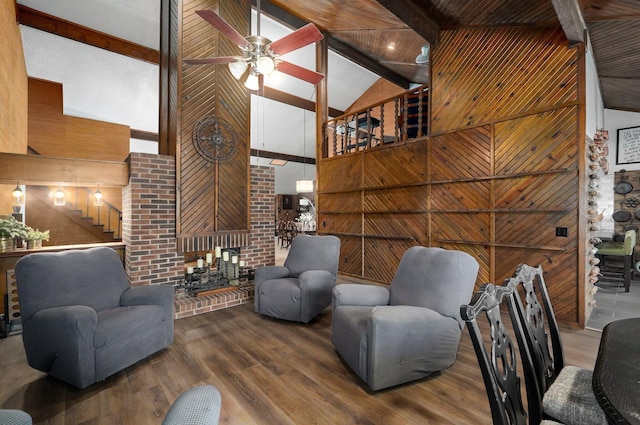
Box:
[130,129,159,142]
[263,87,343,118]
[16,4,159,64]
[250,149,315,165]
[373,0,440,46]
[257,0,411,89]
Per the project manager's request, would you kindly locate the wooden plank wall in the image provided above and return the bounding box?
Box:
[27,78,130,162]
[318,25,585,325]
[174,0,250,239]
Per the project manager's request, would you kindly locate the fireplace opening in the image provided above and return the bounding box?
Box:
[174,247,255,297]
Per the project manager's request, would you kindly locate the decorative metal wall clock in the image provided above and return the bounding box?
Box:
[192,115,238,163]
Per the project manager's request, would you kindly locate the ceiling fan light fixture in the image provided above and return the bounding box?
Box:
[256,56,276,75]
[244,71,260,91]
[228,60,248,79]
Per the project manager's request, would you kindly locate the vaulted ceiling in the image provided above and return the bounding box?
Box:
[267,0,640,112]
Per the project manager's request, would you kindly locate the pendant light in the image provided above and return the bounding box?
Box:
[296,109,314,193]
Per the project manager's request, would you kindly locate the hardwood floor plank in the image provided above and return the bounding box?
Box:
[0,301,603,425]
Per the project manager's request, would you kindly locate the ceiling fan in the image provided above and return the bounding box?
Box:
[183,4,325,91]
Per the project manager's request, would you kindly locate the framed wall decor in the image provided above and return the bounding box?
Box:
[617,126,640,164]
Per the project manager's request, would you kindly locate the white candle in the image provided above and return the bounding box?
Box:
[223,251,229,262]
[239,260,245,267]
[197,259,204,268]
[206,253,213,264]
[187,266,194,274]
[215,246,222,258]
[232,255,238,264]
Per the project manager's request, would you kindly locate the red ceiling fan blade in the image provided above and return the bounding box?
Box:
[276,61,324,85]
[195,10,251,49]
[269,24,323,56]
[183,56,241,65]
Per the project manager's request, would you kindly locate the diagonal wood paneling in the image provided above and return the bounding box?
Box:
[364,213,426,243]
[430,181,491,210]
[431,27,578,135]
[430,126,492,181]
[339,236,363,277]
[363,238,416,283]
[319,192,361,213]
[495,247,579,323]
[319,24,583,324]
[495,106,579,175]
[318,213,361,236]
[318,155,362,193]
[363,141,428,188]
[177,0,251,236]
[364,186,427,212]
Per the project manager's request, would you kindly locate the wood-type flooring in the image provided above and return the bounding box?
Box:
[0,295,602,424]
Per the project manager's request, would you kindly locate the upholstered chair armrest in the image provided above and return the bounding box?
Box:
[22,305,97,386]
[332,283,390,308]
[255,266,290,285]
[254,266,290,313]
[366,305,462,391]
[121,284,175,320]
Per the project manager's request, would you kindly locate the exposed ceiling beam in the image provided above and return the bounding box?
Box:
[373,0,440,47]
[550,0,587,46]
[18,4,346,119]
[250,149,315,164]
[16,4,159,64]
[263,87,344,117]
[0,153,129,187]
[257,0,411,89]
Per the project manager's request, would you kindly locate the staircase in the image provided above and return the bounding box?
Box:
[28,186,122,244]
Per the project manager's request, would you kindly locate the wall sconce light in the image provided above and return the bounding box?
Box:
[54,184,66,206]
[12,183,24,205]
[94,185,104,206]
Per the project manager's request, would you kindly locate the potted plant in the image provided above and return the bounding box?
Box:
[0,215,29,252]
[25,228,50,249]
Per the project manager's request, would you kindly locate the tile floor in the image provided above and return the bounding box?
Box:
[586,278,640,331]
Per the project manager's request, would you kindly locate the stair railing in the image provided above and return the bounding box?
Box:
[70,187,122,240]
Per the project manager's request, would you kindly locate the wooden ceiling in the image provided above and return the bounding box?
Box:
[267,0,640,112]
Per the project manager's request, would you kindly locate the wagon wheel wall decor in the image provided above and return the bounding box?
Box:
[193,115,238,163]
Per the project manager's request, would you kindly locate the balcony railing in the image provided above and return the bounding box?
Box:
[325,85,429,158]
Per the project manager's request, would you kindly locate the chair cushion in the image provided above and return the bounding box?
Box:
[542,365,607,425]
[596,242,626,256]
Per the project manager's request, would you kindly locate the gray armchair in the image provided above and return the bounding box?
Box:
[331,246,479,391]
[255,235,340,323]
[15,247,174,389]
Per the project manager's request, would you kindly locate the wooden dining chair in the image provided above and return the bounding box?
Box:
[461,283,562,425]
[504,264,606,425]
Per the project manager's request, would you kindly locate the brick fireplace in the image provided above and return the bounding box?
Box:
[122,153,275,319]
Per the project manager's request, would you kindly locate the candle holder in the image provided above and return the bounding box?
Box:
[175,253,229,295]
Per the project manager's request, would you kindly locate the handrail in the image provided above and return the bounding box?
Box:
[71,187,122,240]
[325,84,429,158]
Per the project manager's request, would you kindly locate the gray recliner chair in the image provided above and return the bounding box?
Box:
[0,409,32,425]
[255,235,340,323]
[331,246,479,391]
[15,247,174,389]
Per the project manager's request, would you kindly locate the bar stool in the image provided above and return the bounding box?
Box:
[596,229,636,292]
